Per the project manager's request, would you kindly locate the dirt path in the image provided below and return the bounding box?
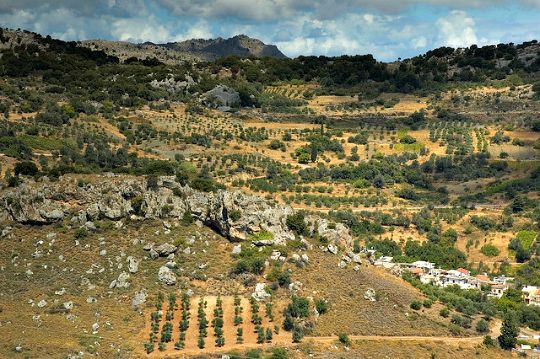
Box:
[306,334,484,345]
[292,204,502,213]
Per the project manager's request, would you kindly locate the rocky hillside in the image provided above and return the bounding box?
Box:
[79,34,287,63]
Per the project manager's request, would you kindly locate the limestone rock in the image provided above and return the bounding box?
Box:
[364,288,377,302]
[109,271,130,289]
[158,266,177,285]
[327,244,338,254]
[231,244,242,255]
[155,243,178,256]
[127,256,140,273]
[203,85,240,108]
[251,283,270,301]
[132,288,147,307]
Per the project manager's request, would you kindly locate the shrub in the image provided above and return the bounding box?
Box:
[476,319,489,333]
[439,307,450,318]
[270,348,288,359]
[400,135,417,144]
[74,227,87,239]
[229,209,241,221]
[283,313,294,331]
[292,326,303,343]
[146,175,159,190]
[338,332,350,346]
[423,299,433,308]
[483,335,495,347]
[410,300,422,310]
[315,299,329,314]
[286,213,307,236]
[14,161,39,176]
[480,244,500,257]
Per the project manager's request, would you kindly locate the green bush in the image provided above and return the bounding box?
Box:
[286,213,307,236]
[14,161,39,176]
[410,300,422,310]
[480,244,500,257]
[483,335,495,347]
[315,299,329,314]
[338,332,350,346]
[74,227,87,239]
[439,307,450,318]
[476,319,489,333]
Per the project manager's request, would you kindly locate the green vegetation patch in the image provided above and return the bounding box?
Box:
[516,230,537,250]
[394,142,424,153]
[480,244,500,257]
[19,134,71,151]
[248,230,274,242]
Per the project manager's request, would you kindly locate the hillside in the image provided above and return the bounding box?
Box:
[79,34,287,63]
[0,27,539,358]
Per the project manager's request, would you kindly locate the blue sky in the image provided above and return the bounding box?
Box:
[0,0,539,61]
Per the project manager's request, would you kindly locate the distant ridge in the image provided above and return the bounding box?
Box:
[79,34,287,63]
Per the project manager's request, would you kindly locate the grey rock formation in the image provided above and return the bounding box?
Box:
[127,256,140,273]
[203,85,240,108]
[109,272,130,289]
[79,34,287,63]
[0,175,338,249]
[132,288,147,307]
[251,283,271,301]
[364,288,377,301]
[307,216,352,248]
[327,244,338,255]
[231,244,242,255]
[154,243,178,257]
[158,266,177,285]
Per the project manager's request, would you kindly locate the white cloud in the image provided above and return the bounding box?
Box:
[181,21,213,40]
[111,16,175,43]
[411,36,427,49]
[436,10,478,48]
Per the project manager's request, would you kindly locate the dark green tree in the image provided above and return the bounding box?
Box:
[498,311,518,350]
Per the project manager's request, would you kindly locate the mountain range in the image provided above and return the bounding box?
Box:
[79,34,287,63]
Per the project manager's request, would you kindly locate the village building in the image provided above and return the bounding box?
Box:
[523,286,540,306]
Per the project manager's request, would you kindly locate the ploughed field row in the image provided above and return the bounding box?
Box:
[142,294,290,354]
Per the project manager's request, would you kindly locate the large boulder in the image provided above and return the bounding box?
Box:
[154,243,178,256]
[251,283,271,301]
[306,216,352,248]
[132,288,147,307]
[202,85,240,108]
[158,266,177,285]
[109,272,130,289]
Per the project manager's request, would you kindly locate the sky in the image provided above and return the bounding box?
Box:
[0,0,539,61]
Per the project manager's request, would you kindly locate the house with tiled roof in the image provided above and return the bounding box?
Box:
[522,286,540,306]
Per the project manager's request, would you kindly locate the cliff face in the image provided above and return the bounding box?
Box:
[0,175,295,243]
[79,34,287,63]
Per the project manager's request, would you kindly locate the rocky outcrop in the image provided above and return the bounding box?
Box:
[158,266,177,285]
[0,175,296,245]
[202,85,240,108]
[150,74,195,93]
[306,215,353,248]
[109,272,130,289]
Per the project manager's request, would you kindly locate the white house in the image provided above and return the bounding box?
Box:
[411,260,435,274]
[488,284,508,298]
[522,286,540,306]
[374,256,395,269]
[441,270,476,290]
